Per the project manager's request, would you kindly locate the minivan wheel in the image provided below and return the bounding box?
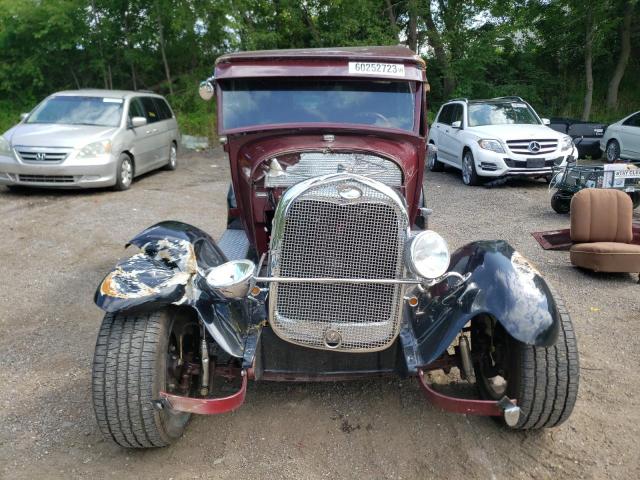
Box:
[461,151,480,186]
[165,143,178,171]
[114,154,134,191]
[605,140,620,163]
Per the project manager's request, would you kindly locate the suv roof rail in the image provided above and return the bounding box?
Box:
[136,89,155,93]
[491,96,524,102]
[447,97,468,103]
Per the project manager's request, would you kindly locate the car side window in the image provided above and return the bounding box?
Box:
[450,104,463,125]
[623,113,640,127]
[141,97,160,123]
[128,98,145,122]
[438,105,452,125]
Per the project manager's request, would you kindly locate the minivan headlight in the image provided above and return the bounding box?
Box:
[0,136,12,156]
[478,139,505,153]
[560,135,573,151]
[77,140,112,158]
[406,230,450,279]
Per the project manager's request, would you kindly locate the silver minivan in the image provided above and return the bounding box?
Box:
[0,89,180,190]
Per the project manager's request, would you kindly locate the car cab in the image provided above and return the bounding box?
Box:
[427,97,578,185]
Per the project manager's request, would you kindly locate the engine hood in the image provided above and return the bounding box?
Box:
[468,124,564,140]
[225,129,426,255]
[4,123,117,147]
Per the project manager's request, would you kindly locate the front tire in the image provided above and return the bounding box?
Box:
[605,140,620,163]
[92,310,191,448]
[472,297,579,429]
[461,150,481,186]
[114,154,134,191]
[165,143,178,171]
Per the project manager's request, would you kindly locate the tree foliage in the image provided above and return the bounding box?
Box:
[0,0,638,135]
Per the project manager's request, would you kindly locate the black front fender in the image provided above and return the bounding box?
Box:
[404,240,561,368]
[94,221,258,358]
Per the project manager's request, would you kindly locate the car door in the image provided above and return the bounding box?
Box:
[127,97,156,173]
[620,113,640,159]
[152,97,173,163]
[140,96,166,168]
[432,104,453,163]
[438,104,464,166]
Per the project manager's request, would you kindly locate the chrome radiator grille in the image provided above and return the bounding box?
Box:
[269,176,408,352]
[506,139,558,156]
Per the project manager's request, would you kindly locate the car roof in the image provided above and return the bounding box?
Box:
[52,89,165,100]
[217,46,423,65]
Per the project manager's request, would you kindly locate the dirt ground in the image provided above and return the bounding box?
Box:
[0,149,639,480]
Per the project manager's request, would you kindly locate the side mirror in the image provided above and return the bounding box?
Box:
[541,118,551,125]
[131,116,147,128]
[451,120,462,129]
[20,113,28,121]
[205,259,256,299]
[199,80,215,101]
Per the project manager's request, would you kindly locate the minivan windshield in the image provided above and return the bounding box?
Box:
[220,79,416,132]
[467,102,540,127]
[26,96,124,127]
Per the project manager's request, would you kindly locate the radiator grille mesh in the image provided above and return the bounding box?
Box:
[270,179,407,352]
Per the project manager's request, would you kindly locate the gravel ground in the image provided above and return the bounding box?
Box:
[0,149,639,479]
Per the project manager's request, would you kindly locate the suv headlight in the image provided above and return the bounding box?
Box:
[406,230,450,279]
[560,135,573,151]
[478,139,505,153]
[0,136,12,156]
[77,140,112,158]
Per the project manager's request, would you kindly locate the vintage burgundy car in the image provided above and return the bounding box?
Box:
[91,47,579,448]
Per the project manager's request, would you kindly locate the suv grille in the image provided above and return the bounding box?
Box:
[506,139,558,156]
[270,177,407,352]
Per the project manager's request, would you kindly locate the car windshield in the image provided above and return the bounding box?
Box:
[26,96,124,127]
[467,102,540,127]
[220,79,416,132]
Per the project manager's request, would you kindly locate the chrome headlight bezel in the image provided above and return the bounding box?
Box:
[406,230,450,280]
[478,139,506,154]
[77,140,112,159]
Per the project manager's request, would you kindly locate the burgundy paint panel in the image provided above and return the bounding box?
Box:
[159,373,247,415]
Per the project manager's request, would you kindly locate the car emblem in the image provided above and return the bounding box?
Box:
[527,141,541,153]
[35,152,47,161]
[337,184,362,200]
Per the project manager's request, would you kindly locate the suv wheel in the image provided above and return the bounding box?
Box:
[461,150,480,186]
[605,140,620,163]
[114,154,133,191]
[427,143,444,172]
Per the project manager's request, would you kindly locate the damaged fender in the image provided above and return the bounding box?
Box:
[404,240,561,368]
[94,221,251,358]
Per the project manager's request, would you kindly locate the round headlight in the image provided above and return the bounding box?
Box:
[407,231,450,279]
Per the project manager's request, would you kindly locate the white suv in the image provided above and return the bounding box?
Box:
[427,97,578,185]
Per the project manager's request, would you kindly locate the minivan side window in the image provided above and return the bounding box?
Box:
[153,98,173,120]
[623,113,640,127]
[128,98,146,123]
[141,97,160,123]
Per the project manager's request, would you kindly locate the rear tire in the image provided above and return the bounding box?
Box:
[427,143,444,172]
[165,143,177,171]
[92,310,191,448]
[472,296,580,429]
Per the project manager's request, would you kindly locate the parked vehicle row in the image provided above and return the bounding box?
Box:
[0,89,180,190]
[600,111,640,163]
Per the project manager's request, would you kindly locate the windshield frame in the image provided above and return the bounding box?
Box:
[25,95,125,128]
[466,101,542,128]
[216,78,423,136]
